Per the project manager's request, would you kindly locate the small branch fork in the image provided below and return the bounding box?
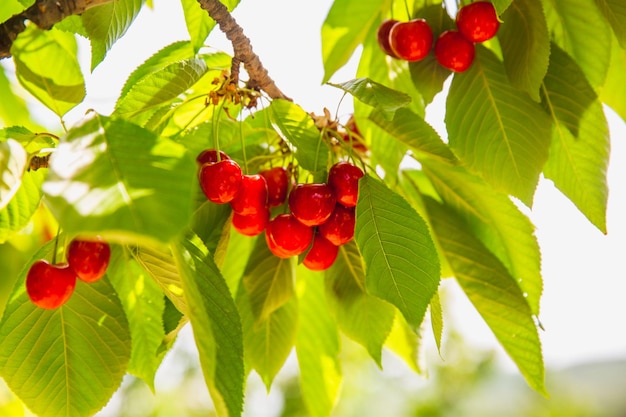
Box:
[0,0,290,101]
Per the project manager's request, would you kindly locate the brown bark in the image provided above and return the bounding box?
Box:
[196,0,291,101]
[0,0,114,59]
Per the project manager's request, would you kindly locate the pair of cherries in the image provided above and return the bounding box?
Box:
[377,1,500,72]
[26,237,111,309]
[197,150,364,271]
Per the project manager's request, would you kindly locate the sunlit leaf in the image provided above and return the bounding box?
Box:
[594,0,626,48]
[43,114,196,245]
[0,0,22,22]
[601,35,626,122]
[330,78,411,120]
[420,162,543,316]
[0,67,38,128]
[325,240,395,366]
[269,99,329,174]
[543,0,611,88]
[237,283,297,389]
[0,126,55,153]
[296,267,341,417]
[0,170,44,243]
[108,246,166,390]
[430,290,443,354]
[445,45,552,205]
[11,26,84,117]
[541,44,610,233]
[82,0,144,69]
[0,242,130,417]
[369,107,456,163]
[191,201,232,267]
[498,0,550,101]
[425,198,545,394]
[355,175,440,331]
[384,311,422,373]
[321,0,387,83]
[114,59,209,121]
[242,236,295,323]
[0,139,27,211]
[172,234,244,417]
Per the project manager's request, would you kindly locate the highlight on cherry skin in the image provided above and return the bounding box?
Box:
[456,1,500,43]
[387,19,433,62]
[26,260,77,309]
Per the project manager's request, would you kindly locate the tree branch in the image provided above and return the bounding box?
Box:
[196,0,291,101]
[0,0,115,59]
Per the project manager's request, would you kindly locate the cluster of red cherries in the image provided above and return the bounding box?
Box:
[377,1,500,72]
[26,237,111,309]
[197,150,364,271]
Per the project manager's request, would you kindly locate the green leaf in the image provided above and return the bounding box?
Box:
[0,242,131,417]
[492,0,514,13]
[237,283,297,389]
[541,44,610,233]
[0,126,55,153]
[445,45,552,205]
[601,35,626,122]
[82,0,144,69]
[321,0,388,83]
[43,114,196,245]
[11,26,85,117]
[498,0,550,101]
[191,201,232,267]
[355,175,440,331]
[329,78,412,120]
[118,41,196,102]
[296,267,341,417]
[430,290,443,354]
[0,139,27,211]
[368,107,456,163]
[325,240,395,366]
[0,66,38,128]
[384,311,422,373]
[594,0,626,48]
[108,246,166,390]
[114,58,209,120]
[180,0,215,52]
[269,99,329,173]
[242,236,296,323]
[542,0,611,88]
[425,198,545,394]
[408,4,456,105]
[0,0,22,22]
[420,161,543,316]
[172,234,244,417]
[0,170,44,243]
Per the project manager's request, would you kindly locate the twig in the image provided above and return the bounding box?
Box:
[196,0,291,101]
[0,0,115,59]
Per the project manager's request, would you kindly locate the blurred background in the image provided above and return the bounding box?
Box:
[1,0,625,416]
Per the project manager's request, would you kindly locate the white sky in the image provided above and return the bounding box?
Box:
[65,0,626,371]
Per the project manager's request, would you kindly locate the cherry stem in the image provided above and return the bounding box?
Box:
[239,114,249,174]
[51,225,61,265]
[403,0,411,19]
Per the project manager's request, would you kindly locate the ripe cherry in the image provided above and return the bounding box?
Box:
[265,213,313,258]
[456,1,500,43]
[259,166,290,207]
[318,205,356,246]
[288,183,336,227]
[434,30,476,72]
[388,19,433,62]
[232,208,269,237]
[26,260,77,309]
[328,161,364,208]
[67,237,111,283]
[376,19,400,58]
[196,149,229,166]
[199,159,243,204]
[303,233,339,271]
[230,174,268,216]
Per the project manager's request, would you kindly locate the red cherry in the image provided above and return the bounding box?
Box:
[328,162,364,208]
[199,159,243,204]
[265,214,313,258]
[303,233,339,271]
[388,19,433,62]
[259,166,290,207]
[288,183,336,227]
[67,237,111,283]
[434,30,476,72]
[26,260,77,309]
[376,19,400,58]
[456,1,500,43]
[318,205,356,246]
[196,149,229,166]
[232,208,270,236]
[230,174,268,216]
